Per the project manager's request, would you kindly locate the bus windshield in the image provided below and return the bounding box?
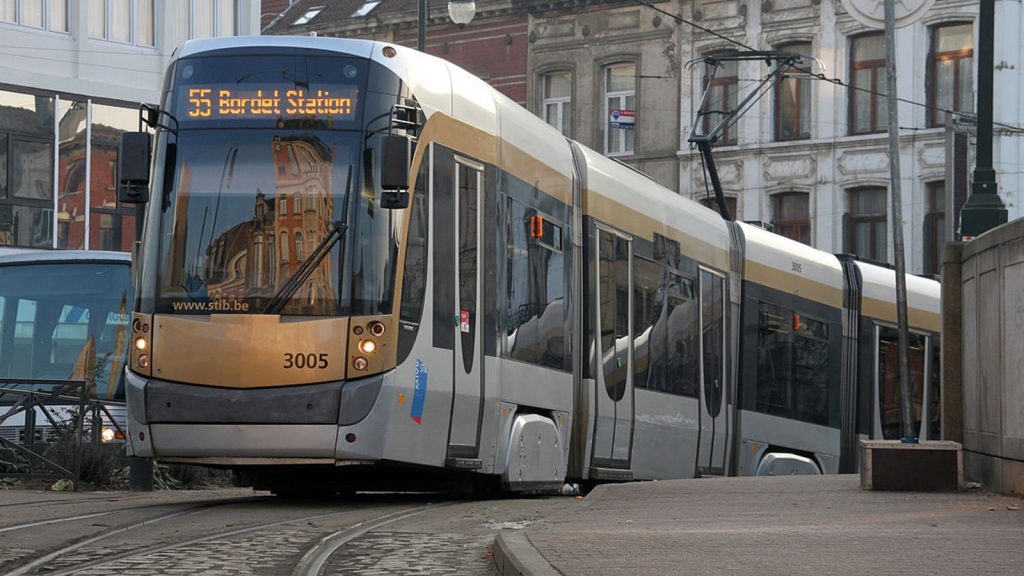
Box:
[156,130,357,316]
[0,260,131,400]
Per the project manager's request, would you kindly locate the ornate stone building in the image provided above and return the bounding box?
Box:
[265,0,1024,275]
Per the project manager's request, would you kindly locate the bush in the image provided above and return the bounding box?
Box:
[0,447,30,474]
[42,439,127,489]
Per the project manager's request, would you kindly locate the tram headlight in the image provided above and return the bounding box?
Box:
[358,339,377,354]
[353,357,369,371]
[134,337,147,351]
[101,427,116,443]
[138,354,149,368]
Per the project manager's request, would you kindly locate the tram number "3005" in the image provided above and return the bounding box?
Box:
[283,353,329,369]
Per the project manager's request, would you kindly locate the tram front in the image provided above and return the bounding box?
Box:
[122,38,417,475]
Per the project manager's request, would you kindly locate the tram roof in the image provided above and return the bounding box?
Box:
[176,36,379,59]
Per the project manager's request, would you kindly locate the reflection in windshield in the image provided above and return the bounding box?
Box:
[159,131,355,316]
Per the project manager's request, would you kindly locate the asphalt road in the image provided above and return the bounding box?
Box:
[0,488,576,575]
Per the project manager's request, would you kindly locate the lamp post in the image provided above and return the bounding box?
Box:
[418,0,477,52]
[960,0,1007,238]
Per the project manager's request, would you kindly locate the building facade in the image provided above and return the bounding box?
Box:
[677,0,1023,275]
[264,0,529,104]
[265,0,1022,276]
[0,0,261,252]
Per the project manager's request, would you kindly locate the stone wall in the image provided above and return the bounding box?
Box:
[947,217,1024,497]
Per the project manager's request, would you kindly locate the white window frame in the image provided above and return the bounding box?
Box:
[1,0,69,33]
[541,71,572,137]
[188,0,237,39]
[602,63,636,157]
[90,0,155,47]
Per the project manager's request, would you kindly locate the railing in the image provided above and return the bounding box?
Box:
[0,378,126,490]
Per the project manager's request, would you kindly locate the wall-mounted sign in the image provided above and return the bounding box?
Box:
[609,109,636,129]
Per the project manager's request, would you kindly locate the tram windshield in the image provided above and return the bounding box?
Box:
[154,52,399,317]
[0,260,131,400]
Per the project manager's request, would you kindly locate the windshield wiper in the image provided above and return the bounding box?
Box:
[264,151,353,315]
[264,220,347,315]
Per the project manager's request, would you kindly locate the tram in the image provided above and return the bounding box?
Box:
[119,36,940,493]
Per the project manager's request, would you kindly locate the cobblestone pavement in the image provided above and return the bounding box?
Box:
[0,489,575,575]
[323,531,497,576]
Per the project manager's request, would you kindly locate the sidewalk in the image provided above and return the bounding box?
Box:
[494,475,1024,576]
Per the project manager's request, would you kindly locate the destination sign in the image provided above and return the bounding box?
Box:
[182,86,358,120]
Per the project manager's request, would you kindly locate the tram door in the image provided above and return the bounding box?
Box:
[446,158,484,463]
[696,269,728,475]
[591,227,634,469]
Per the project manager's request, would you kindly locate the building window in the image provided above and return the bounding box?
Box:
[928,23,973,127]
[0,0,67,32]
[772,192,810,245]
[88,103,138,252]
[847,187,887,262]
[600,63,636,156]
[775,43,812,141]
[924,181,945,276]
[292,5,323,25]
[89,0,154,46]
[541,71,572,137]
[351,1,380,17]
[178,0,235,39]
[699,195,738,220]
[702,54,739,145]
[850,33,887,134]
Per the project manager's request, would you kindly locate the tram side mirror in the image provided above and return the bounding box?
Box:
[379,135,410,209]
[118,132,151,204]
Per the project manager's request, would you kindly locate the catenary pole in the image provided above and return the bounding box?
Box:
[883,0,916,442]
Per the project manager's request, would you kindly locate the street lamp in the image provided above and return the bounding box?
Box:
[418,1,477,51]
[447,0,476,25]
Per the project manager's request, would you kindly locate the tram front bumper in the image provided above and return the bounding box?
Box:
[123,369,386,462]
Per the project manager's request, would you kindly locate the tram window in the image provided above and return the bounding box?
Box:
[756,302,829,425]
[399,158,429,326]
[598,231,629,401]
[929,340,941,439]
[877,328,927,439]
[665,273,699,397]
[505,198,566,370]
[701,271,725,416]
[633,257,663,390]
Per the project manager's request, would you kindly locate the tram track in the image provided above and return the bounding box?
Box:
[2,497,269,576]
[0,495,264,536]
[291,503,448,576]
[2,496,436,576]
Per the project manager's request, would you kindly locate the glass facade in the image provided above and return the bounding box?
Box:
[0,88,142,252]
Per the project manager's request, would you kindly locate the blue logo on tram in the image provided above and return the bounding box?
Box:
[411,359,428,424]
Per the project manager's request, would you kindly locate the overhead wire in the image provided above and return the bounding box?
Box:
[630,0,1024,134]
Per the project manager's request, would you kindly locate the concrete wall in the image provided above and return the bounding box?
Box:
[952,217,1024,497]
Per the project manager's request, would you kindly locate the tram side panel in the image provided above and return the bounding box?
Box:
[734,223,846,475]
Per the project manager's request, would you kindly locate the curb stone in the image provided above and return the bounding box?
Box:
[492,531,562,576]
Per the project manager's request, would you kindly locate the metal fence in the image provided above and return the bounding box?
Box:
[0,378,126,490]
